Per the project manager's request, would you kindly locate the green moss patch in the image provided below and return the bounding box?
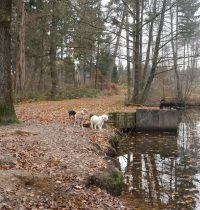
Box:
[86,167,123,196]
[0,105,18,125]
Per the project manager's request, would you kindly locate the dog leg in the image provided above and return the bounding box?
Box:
[98,122,103,130]
[74,118,77,126]
[91,122,94,129]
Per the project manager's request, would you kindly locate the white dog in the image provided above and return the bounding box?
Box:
[90,114,109,130]
[74,108,88,128]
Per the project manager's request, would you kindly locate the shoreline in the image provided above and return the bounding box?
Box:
[0,120,129,209]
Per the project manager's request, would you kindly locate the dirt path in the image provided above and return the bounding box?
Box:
[0,94,134,209]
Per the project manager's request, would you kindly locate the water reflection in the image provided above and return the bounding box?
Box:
[117,110,200,210]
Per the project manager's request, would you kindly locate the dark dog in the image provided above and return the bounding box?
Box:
[160,99,185,109]
[68,110,76,119]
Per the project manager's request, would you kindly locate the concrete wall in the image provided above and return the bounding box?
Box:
[109,109,179,132]
[108,112,136,129]
[136,109,179,131]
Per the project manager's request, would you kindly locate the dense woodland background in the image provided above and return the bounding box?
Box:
[2,0,200,105]
[0,1,200,208]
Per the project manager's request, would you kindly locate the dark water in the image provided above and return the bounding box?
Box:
[117,110,200,210]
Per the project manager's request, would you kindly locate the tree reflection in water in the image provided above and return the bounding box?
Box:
[117,110,200,210]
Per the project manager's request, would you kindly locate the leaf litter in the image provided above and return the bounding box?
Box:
[0,94,134,209]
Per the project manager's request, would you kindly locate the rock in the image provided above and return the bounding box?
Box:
[0,155,17,166]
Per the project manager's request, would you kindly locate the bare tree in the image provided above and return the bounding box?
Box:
[170,2,183,101]
[133,0,141,103]
[106,9,126,84]
[125,0,131,101]
[141,0,157,90]
[141,0,167,103]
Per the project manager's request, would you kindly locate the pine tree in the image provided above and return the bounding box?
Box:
[178,0,200,39]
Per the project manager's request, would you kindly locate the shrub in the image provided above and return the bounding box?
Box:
[14,91,46,103]
[86,167,123,196]
[109,134,120,148]
[58,88,101,99]
[102,83,119,96]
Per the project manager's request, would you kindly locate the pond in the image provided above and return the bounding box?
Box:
[117,110,200,210]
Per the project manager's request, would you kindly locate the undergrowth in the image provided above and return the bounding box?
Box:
[57,88,101,99]
[86,166,123,196]
[14,85,121,102]
[14,88,101,102]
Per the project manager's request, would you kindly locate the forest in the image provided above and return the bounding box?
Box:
[1,0,200,117]
[0,0,200,209]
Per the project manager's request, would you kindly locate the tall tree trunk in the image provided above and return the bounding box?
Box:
[170,3,182,101]
[139,0,144,88]
[141,0,157,89]
[38,22,46,92]
[28,57,38,91]
[83,58,86,85]
[38,62,45,91]
[15,0,26,93]
[50,0,58,98]
[141,0,167,103]
[183,40,186,71]
[133,0,141,103]
[95,38,100,89]
[0,0,17,123]
[125,0,131,101]
[106,10,125,84]
[73,61,81,88]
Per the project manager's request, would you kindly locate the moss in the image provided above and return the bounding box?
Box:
[103,168,123,196]
[0,105,19,125]
[0,11,11,27]
[86,167,123,196]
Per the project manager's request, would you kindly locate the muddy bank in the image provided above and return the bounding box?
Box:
[0,122,128,209]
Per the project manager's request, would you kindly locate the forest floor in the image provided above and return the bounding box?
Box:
[0,91,155,209]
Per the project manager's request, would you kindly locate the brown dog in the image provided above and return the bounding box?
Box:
[74,108,88,128]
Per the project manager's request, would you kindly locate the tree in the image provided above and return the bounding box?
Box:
[170,2,183,101]
[140,0,167,103]
[0,0,17,123]
[124,0,131,101]
[177,0,200,100]
[50,0,58,98]
[14,0,26,93]
[112,65,119,83]
[133,0,141,103]
[73,0,104,87]
[106,8,125,84]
